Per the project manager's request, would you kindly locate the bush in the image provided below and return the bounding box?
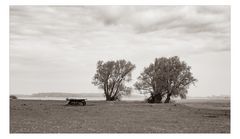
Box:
[10,95,17,99]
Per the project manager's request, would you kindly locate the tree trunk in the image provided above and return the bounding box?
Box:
[105,94,118,101]
[154,93,162,103]
[105,92,113,101]
[147,93,162,103]
[106,97,115,101]
[106,95,111,101]
[164,93,171,103]
[147,95,154,103]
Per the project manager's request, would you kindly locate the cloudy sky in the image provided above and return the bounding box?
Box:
[10,6,230,97]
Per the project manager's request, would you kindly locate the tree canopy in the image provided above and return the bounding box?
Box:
[92,60,135,101]
[134,56,197,103]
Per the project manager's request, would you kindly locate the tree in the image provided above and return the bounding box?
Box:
[92,60,135,101]
[134,59,168,103]
[134,56,197,103]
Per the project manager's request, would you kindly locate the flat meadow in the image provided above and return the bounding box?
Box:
[10,99,230,133]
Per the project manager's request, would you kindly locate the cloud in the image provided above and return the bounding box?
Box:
[9,6,230,94]
[90,6,230,34]
[10,6,230,53]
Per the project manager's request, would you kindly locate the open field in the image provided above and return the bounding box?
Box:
[10,99,230,133]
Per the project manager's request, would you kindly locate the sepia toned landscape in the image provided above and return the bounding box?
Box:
[10,6,230,133]
[10,99,230,133]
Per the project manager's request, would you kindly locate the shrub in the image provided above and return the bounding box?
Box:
[10,95,17,99]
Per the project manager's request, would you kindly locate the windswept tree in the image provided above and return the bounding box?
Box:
[92,60,135,101]
[134,56,197,103]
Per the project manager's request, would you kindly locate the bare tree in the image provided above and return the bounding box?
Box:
[135,56,197,103]
[92,60,135,101]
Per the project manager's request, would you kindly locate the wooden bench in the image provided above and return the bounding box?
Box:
[66,98,86,106]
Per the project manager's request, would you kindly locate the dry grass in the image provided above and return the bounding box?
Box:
[10,99,230,133]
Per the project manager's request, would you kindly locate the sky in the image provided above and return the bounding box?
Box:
[10,6,230,97]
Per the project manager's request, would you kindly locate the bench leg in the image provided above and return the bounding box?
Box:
[82,101,86,106]
[68,101,73,105]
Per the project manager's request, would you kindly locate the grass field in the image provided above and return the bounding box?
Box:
[10,99,230,133]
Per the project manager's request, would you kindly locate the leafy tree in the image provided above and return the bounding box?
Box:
[134,59,168,103]
[92,60,135,101]
[134,56,197,103]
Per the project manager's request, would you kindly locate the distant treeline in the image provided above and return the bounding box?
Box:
[13,92,103,98]
[32,92,103,98]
